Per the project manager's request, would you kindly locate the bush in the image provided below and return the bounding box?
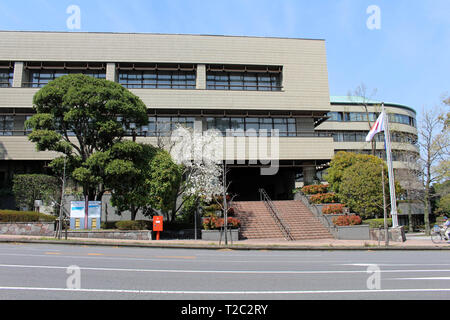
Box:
[301,184,329,195]
[310,193,339,204]
[0,210,56,222]
[333,215,362,226]
[322,204,345,215]
[115,220,150,230]
[202,215,241,230]
[363,218,393,229]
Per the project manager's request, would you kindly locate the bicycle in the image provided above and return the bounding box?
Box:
[431,225,450,244]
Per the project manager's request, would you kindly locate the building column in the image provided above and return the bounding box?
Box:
[303,165,317,186]
[196,64,206,90]
[106,63,117,82]
[12,62,25,88]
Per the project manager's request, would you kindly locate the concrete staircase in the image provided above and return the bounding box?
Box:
[233,200,334,241]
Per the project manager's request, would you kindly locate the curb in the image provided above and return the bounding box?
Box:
[1,238,449,251]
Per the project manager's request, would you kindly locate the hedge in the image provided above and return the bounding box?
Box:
[115,220,150,230]
[333,215,362,226]
[322,204,345,215]
[0,210,57,223]
[363,218,393,229]
[309,193,339,204]
[301,184,329,195]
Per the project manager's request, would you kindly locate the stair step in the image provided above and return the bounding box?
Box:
[233,200,333,241]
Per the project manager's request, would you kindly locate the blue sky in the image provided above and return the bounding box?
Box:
[0,0,449,114]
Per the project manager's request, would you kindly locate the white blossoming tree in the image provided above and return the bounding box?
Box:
[169,126,225,221]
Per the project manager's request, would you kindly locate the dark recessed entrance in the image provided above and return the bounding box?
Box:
[227,167,296,201]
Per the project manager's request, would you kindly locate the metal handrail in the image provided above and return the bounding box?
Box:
[259,189,294,241]
[294,191,337,238]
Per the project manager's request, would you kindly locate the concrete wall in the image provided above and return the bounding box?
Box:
[0,222,54,236]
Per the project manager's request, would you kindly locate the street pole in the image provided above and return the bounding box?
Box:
[58,151,67,239]
[382,103,399,228]
[223,163,228,246]
[382,163,389,247]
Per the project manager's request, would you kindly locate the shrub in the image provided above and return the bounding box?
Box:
[363,218,393,229]
[310,193,339,204]
[0,210,56,222]
[202,215,241,230]
[301,184,329,195]
[333,215,362,226]
[115,220,149,230]
[322,204,345,215]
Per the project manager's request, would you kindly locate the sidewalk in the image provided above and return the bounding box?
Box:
[1,234,449,250]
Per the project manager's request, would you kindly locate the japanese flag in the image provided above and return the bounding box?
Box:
[366,112,386,142]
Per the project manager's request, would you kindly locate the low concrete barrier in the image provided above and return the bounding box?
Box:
[370,227,406,243]
[0,222,55,237]
[66,230,152,240]
[335,225,371,240]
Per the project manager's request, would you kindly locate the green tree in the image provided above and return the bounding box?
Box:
[326,151,381,194]
[26,74,148,201]
[339,157,389,219]
[434,180,450,216]
[104,141,181,221]
[12,174,61,211]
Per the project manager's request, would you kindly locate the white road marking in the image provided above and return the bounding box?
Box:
[0,286,450,295]
[395,277,450,281]
[1,264,450,275]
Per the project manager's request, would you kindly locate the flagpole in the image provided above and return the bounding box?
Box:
[382,103,399,228]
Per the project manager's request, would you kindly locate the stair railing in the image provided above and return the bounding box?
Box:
[259,189,294,241]
[294,191,337,238]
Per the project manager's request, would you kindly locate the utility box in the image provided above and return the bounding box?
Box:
[70,201,102,230]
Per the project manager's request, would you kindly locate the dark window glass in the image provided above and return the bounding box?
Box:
[119,69,196,89]
[0,69,13,88]
[206,69,282,91]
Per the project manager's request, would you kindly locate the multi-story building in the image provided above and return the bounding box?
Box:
[0,31,423,224]
[0,31,334,203]
[316,96,423,225]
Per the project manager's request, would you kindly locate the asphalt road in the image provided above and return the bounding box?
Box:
[0,243,449,301]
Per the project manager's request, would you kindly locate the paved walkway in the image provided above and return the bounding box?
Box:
[0,234,449,250]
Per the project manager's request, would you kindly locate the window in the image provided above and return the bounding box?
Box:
[138,116,194,137]
[118,64,196,89]
[0,116,14,136]
[327,112,344,122]
[0,69,13,88]
[26,67,106,88]
[205,117,297,136]
[206,65,282,91]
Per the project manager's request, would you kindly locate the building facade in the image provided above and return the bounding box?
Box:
[316,97,423,224]
[0,31,334,202]
[0,31,422,222]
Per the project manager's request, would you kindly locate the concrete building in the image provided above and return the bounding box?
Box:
[0,30,334,203]
[0,31,421,222]
[316,96,423,225]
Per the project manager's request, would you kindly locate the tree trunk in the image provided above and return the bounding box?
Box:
[130,205,137,221]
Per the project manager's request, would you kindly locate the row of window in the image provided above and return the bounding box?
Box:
[1,62,284,91]
[327,112,417,128]
[119,71,196,89]
[26,70,106,88]
[206,72,282,91]
[205,117,296,137]
[339,149,419,162]
[324,131,418,144]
